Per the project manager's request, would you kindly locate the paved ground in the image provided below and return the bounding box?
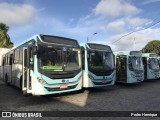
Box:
[0,79,160,120]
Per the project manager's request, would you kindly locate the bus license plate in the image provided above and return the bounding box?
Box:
[102,80,107,84]
[60,84,68,89]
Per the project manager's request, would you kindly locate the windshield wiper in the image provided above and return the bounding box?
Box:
[62,49,73,70]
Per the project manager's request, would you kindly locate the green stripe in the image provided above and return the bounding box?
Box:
[41,66,62,70]
[90,66,103,69]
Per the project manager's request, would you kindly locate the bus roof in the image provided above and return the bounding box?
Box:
[10,34,39,50]
[81,43,112,52]
[3,34,80,55]
[2,34,40,55]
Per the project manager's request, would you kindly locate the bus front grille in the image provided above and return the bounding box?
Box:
[93,80,113,85]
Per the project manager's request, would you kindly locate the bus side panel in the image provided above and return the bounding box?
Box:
[6,65,12,83]
[3,65,11,84]
[12,64,22,88]
[82,71,91,88]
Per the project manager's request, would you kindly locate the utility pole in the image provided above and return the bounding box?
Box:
[133,37,135,50]
[87,37,89,43]
[87,32,98,43]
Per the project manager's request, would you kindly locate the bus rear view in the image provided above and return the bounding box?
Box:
[81,43,116,88]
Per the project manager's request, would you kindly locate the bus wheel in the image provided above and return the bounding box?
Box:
[23,90,28,96]
[22,89,29,96]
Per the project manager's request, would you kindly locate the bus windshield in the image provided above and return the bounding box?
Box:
[88,50,114,71]
[38,45,81,71]
[149,58,159,70]
[128,56,143,71]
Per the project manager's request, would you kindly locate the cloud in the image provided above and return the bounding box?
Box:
[0,3,36,25]
[103,17,149,34]
[126,17,149,27]
[56,0,154,47]
[62,15,107,37]
[6,0,160,51]
[142,0,160,4]
[106,20,125,33]
[9,16,67,44]
[145,21,153,26]
[72,0,147,37]
[107,28,160,51]
[94,0,141,17]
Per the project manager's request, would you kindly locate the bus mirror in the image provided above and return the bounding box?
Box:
[30,57,33,63]
[33,46,37,55]
[30,61,33,65]
[37,51,41,58]
[87,53,90,59]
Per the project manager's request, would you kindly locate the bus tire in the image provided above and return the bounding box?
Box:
[23,90,28,96]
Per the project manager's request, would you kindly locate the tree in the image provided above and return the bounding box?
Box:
[142,40,160,55]
[0,22,14,48]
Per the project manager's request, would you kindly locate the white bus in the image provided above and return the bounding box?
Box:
[81,43,116,88]
[2,34,82,95]
[142,53,160,80]
[0,48,10,79]
[114,51,144,83]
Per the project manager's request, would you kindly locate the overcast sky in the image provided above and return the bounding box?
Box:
[0,0,160,51]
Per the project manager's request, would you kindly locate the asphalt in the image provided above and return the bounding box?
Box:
[0,79,160,120]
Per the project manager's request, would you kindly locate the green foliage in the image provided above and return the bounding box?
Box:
[0,22,13,48]
[142,40,160,55]
[0,23,9,31]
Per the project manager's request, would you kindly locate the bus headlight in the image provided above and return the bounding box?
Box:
[37,77,47,85]
[111,73,115,79]
[78,75,82,80]
[151,71,160,78]
[130,73,135,78]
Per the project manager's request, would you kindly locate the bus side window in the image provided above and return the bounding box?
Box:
[2,57,5,66]
[9,54,13,65]
[28,46,34,69]
[24,49,28,67]
[7,55,9,65]
[5,55,8,65]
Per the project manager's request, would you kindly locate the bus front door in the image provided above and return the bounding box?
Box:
[116,56,127,82]
[22,47,31,95]
[142,57,147,80]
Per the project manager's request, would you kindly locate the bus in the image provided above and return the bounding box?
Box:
[2,34,82,95]
[81,43,116,88]
[157,56,160,68]
[114,51,144,83]
[0,48,10,79]
[142,53,160,80]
